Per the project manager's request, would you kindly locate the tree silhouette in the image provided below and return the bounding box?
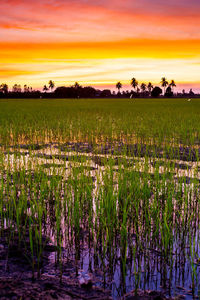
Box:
[48,80,55,92]
[116,82,122,93]
[100,89,112,98]
[161,77,168,94]
[189,89,194,96]
[12,84,17,92]
[74,82,81,89]
[151,86,162,98]
[136,87,140,94]
[0,83,8,94]
[131,78,138,91]
[169,80,176,92]
[12,84,21,93]
[43,85,49,92]
[0,76,180,98]
[24,85,28,93]
[140,83,147,92]
[147,82,153,94]
[165,86,173,97]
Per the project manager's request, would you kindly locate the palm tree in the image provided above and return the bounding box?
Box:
[48,80,55,92]
[161,77,168,94]
[116,82,122,93]
[12,84,21,93]
[140,83,147,93]
[43,85,49,92]
[0,83,8,94]
[131,77,138,91]
[136,87,140,94]
[169,80,176,92]
[147,82,153,94]
[12,84,18,93]
[24,85,28,93]
[74,82,81,89]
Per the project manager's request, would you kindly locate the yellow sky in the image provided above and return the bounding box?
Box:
[1,0,200,91]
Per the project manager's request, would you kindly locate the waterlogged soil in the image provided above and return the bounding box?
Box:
[6,141,200,161]
[1,142,200,300]
[0,233,172,300]
[56,142,200,162]
[0,241,196,300]
[0,231,112,300]
[3,146,200,185]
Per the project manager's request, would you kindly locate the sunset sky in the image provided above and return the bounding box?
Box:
[1,0,200,92]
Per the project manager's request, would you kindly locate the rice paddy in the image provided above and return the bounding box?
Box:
[0,98,200,299]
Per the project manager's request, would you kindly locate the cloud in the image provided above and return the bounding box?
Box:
[0,0,200,42]
[1,56,200,93]
[0,0,200,90]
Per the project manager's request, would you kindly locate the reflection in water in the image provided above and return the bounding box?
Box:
[0,143,200,299]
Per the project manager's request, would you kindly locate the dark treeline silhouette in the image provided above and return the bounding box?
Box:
[0,78,199,99]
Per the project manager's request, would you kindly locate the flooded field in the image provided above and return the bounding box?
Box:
[0,98,200,299]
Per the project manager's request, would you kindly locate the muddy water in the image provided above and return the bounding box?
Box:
[2,143,200,180]
[0,142,200,299]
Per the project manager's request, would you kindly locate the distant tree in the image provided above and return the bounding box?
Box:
[140,83,147,92]
[116,82,122,93]
[131,77,138,91]
[136,87,140,94]
[147,82,153,94]
[74,82,81,89]
[0,83,8,94]
[43,85,49,92]
[12,84,21,93]
[54,87,71,98]
[73,82,82,98]
[48,80,55,91]
[82,86,96,98]
[55,86,79,98]
[100,89,112,98]
[151,86,162,98]
[169,80,176,92]
[12,84,17,93]
[165,86,173,97]
[24,85,28,93]
[189,89,194,96]
[182,89,185,95]
[161,77,168,94]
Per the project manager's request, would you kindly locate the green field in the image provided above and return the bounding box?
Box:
[0,98,200,145]
[0,98,200,299]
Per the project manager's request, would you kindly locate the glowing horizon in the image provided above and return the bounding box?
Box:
[1,0,200,92]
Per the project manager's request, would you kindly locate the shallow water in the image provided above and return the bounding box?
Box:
[0,142,200,299]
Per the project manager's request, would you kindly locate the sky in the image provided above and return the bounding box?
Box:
[1,0,200,92]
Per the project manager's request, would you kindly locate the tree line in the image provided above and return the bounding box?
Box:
[115,77,177,98]
[0,78,197,98]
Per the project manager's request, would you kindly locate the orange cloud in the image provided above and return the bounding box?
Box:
[1,39,200,63]
[0,0,200,90]
[0,0,200,42]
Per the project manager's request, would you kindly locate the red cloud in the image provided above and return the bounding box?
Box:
[0,0,200,43]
